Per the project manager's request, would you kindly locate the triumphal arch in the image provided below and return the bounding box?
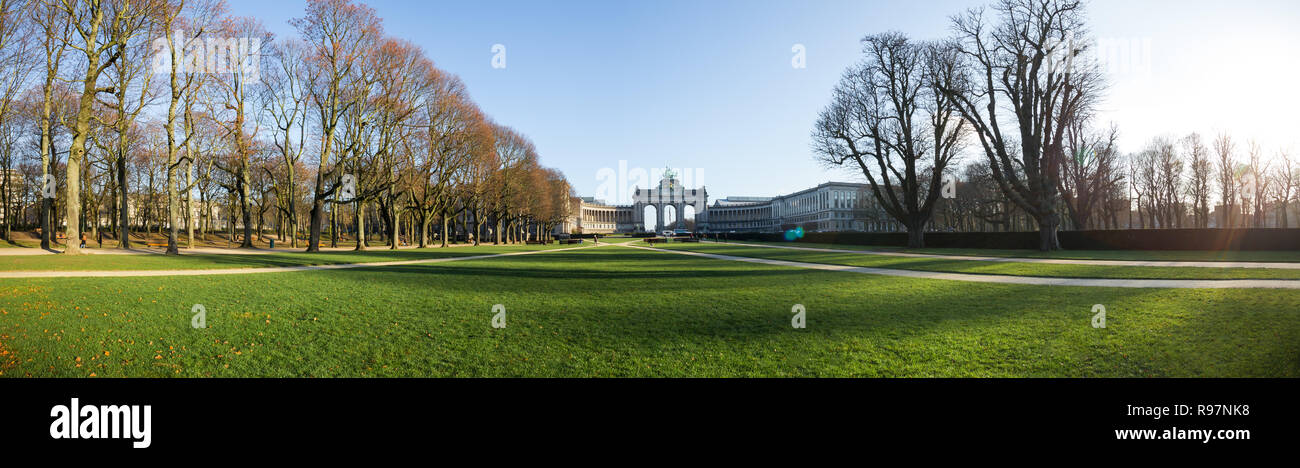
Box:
[632,169,708,232]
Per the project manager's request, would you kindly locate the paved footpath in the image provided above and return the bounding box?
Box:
[718,241,1300,270]
[0,244,607,279]
[626,244,1300,289]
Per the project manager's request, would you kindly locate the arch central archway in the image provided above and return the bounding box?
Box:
[632,169,708,233]
[662,205,677,231]
[642,205,659,233]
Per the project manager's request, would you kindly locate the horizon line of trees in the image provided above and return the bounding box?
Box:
[812,0,1296,250]
[0,0,580,255]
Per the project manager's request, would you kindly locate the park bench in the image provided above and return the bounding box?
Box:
[645,237,668,244]
[525,240,547,245]
[678,237,700,243]
[563,239,584,244]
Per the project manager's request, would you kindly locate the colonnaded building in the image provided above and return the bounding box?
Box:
[556,171,903,235]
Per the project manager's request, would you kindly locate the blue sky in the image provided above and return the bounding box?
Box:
[230,0,1300,202]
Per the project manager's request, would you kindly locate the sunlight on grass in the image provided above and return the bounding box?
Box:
[1,246,1295,377]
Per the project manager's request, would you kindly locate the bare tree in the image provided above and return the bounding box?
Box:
[1243,141,1270,228]
[0,0,34,241]
[260,38,309,248]
[292,0,382,252]
[100,0,162,249]
[1130,148,1158,228]
[156,0,222,253]
[1213,133,1237,228]
[1273,149,1295,228]
[463,119,499,245]
[33,2,72,250]
[940,0,1100,250]
[58,0,157,254]
[813,32,966,248]
[206,16,270,249]
[490,125,535,244]
[1058,121,1121,230]
[1153,137,1183,228]
[1183,133,1212,228]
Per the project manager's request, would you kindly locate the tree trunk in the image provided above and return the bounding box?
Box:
[471,210,481,246]
[440,210,450,248]
[307,193,324,252]
[389,204,400,250]
[239,177,254,248]
[354,200,366,251]
[418,212,428,248]
[1036,214,1062,251]
[116,151,130,249]
[905,225,924,248]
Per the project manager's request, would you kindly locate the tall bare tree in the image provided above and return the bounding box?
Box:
[292,0,382,252]
[100,0,162,249]
[814,32,966,248]
[33,2,72,250]
[1058,121,1120,230]
[156,0,221,253]
[206,16,269,248]
[1213,133,1236,228]
[58,0,156,254]
[939,0,1100,250]
[261,38,309,248]
[1244,141,1270,228]
[0,0,34,241]
[1183,133,1212,228]
[1273,150,1295,228]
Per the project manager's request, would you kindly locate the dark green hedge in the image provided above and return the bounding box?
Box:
[712,229,1300,251]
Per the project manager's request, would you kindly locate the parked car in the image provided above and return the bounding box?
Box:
[662,230,675,237]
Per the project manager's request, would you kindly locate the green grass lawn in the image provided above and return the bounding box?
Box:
[654,242,1300,280]
[0,243,573,271]
[1,244,1296,377]
[721,239,1300,262]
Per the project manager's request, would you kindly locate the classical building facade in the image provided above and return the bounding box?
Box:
[705,182,899,233]
[559,176,900,235]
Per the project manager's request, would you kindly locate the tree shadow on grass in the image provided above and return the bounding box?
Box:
[352,261,809,285]
[183,249,509,269]
[1147,288,1300,377]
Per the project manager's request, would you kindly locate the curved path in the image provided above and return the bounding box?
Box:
[720,241,1300,270]
[627,244,1300,289]
[0,244,606,279]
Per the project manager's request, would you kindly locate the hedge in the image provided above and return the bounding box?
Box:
[709,228,1300,251]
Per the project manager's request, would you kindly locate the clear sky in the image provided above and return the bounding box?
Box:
[229,0,1300,203]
